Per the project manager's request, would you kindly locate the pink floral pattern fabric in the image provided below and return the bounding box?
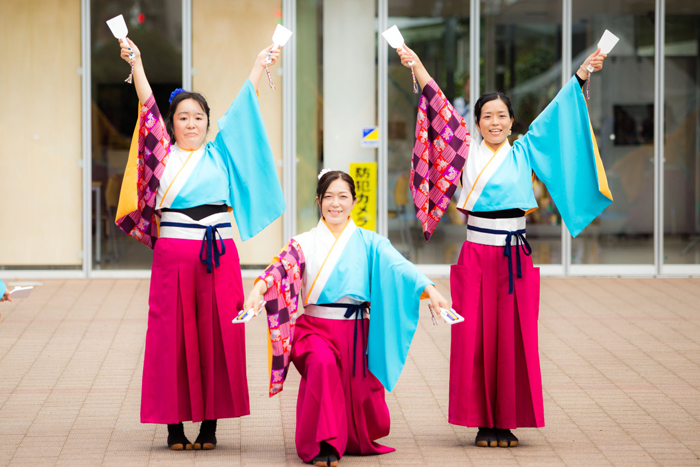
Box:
[410,80,470,240]
[116,95,170,248]
[258,239,306,396]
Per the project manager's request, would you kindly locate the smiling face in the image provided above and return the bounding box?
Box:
[476,98,514,150]
[317,178,357,228]
[173,98,208,150]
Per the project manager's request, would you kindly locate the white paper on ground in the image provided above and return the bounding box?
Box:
[382,25,414,66]
[106,14,128,40]
[9,286,33,299]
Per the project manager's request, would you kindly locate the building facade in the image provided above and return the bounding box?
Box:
[1,0,698,278]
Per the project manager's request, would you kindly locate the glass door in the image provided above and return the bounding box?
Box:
[663,0,700,271]
[296,0,379,234]
[90,0,182,270]
[571,0,656,268]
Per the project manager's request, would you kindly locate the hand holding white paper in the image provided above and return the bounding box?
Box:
[440,307,464,325]
[233,301,266,324]
[266,24,293,64]
[587,29,619,72]
[107,14,134,71]
[382,25,414,66]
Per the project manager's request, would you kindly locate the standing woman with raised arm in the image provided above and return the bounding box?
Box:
[115,39,285,450]
[396,45,612,447]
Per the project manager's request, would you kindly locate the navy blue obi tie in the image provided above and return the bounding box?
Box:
[318,303,370,377]
[467,225,532,294]
[159,221,231,273]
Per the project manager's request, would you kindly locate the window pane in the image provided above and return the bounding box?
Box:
[481,0,563,266]
[571,0,655,265]
[91,0,182,269]
[387,0,471,264]
[192,1,284,266]
[297,0,378,234]
[663,1,700,265]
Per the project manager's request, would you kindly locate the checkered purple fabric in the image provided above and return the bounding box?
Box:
[115,95,170,249]
[410,80,471,241]
[258,239,306,397]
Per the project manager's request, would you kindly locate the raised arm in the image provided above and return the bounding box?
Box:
[576,48,607,83]
[397,45,432,90]
[120,39,152,104]
[247,44,281,90]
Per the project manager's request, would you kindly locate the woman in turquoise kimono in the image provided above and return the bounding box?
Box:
[116,39,285,451]
[245,170,449,466]
[396,45,611,448]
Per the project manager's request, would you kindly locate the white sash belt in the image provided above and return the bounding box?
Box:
[159,211,234,240]
[466,216,526,247]
[304,304,370,320]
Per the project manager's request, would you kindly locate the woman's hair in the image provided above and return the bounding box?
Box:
[316,170,357,202]
[165,91,211,143]
[473,92,515,125]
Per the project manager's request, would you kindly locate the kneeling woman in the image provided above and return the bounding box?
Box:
[115,40,285,449]
[245,170,448,466]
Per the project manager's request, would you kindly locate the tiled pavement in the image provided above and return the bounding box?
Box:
[0,278,698,466]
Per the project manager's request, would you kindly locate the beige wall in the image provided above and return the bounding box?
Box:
[0,0,82,266]
[193,0,284,265]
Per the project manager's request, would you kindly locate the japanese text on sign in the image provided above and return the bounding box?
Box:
[350,162,377,231]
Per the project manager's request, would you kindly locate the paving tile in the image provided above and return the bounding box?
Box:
[0,278,699,466]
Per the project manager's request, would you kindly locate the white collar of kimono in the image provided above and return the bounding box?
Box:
[457,139,511,212]
[301,217,357,305]
[157,144,205,209]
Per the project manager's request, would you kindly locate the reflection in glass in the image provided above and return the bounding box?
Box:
[481,0,563,266]
[91,0,182,269]
[664,2,700,265]
[571,1,655,265]
[387,1,470,264]
[296,0,378,234]
[296,0,324,234]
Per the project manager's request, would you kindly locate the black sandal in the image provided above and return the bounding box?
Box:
[475,427,497,447]
[193,419,217,450]
[167,422,192,450]
[495,428,519,447]
[311,441,339,466]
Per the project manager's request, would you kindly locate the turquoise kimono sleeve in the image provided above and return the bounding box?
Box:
[512,76,613,237]
[365,231,433,392]
[211,79,286,241]
[0,280,5,298]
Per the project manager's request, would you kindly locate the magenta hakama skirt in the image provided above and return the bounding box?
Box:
[291,314,394,463]
[448,240,544,429]
[140,237,250,424]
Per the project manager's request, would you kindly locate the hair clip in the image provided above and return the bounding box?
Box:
[318,168,332,180]
[169,88,186,104]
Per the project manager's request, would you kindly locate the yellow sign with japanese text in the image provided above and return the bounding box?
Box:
[350,162,377,231]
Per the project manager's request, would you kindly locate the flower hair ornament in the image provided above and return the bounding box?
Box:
[318,168,333,180]
[169,88,186,104]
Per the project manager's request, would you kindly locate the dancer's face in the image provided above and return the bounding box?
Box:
[174,98,208,150]
[318,179,357,227]
[477,98,513,150]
